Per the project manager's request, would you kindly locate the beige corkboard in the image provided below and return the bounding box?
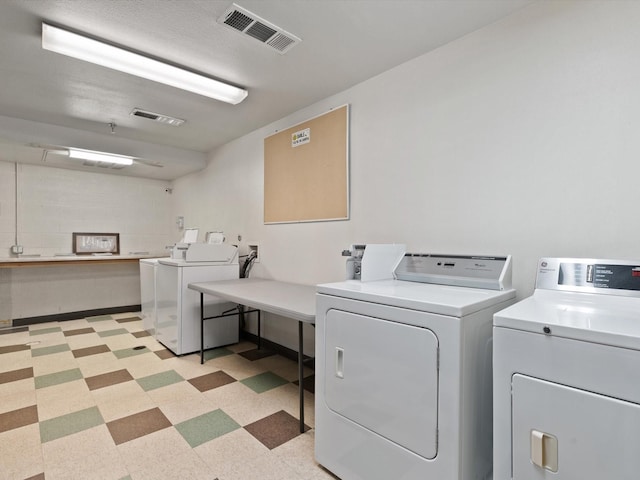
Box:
[264,105,349,224]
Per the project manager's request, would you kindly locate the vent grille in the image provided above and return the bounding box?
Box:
[267,33,296,52]
[218,3,301,54]
[245,22,277,42]
[133,110,158,120]
[131,108,185,126]
[224,10,254,31]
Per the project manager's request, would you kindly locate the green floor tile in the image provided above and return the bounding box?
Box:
[86,315,113,323]
[203,347,234,361]
[175,409,240,447]
[39,406,104,443]
[97,328,129,338]
[136,370,184,391]
[29,327,62,336]
[31,343,70,357]
[35,368,83,389]
[113,346,150,359]
[240,371,289,394]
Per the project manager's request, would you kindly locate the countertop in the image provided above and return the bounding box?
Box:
[0,253,168,268]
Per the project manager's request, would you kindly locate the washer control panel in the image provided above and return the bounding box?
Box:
[394,254,512,290]
[536,257,640,295]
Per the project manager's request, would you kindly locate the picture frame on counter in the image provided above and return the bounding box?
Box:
[72,232,120,255]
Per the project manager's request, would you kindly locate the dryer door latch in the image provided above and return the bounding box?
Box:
[335,347,344,379]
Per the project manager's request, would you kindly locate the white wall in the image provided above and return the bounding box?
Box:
[171,1,640,353]
[9,163,175,256]
[0,161,176,320]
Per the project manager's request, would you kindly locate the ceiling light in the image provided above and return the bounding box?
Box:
[41,23,248,105]
[68,148,134,166]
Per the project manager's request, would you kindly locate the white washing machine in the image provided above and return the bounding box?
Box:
[156,246,239,355]
[316,254,516,480]
[494,257,640,479]
[139,257,168,336]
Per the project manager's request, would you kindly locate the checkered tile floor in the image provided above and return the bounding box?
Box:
[0,313,334,480]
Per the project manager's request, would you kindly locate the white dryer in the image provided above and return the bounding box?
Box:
[316,254,515,480]
[494,258,640,479]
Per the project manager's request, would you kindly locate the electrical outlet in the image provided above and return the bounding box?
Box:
[248,244,259,263]
[11,245,23,254]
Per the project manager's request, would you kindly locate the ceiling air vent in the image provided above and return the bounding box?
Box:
[131,108,185,127]
[218,3,301,54]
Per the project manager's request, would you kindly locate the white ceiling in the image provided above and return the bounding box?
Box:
[0,0,533,180]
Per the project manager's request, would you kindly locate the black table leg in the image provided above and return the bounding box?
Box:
[257,310,261,350]
[298,320,304,433]
[200,292,204,365]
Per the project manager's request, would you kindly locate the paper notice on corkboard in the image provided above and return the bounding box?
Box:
[264,105,349,224]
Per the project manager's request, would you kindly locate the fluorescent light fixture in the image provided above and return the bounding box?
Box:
[68,148,134,166]
[42,23,248,105]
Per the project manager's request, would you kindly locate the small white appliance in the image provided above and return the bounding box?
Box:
[316,253,515,480]
[494,257,640,479]
[155,243,239,355]
[139,257,168,336]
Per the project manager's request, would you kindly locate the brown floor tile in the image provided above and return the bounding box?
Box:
[0,367,34,385]
[0,405,38,433]
[154,349,175,360]
[131,330,151,338]
[106,407,171,445]
[63,327,96,337]
[115,317,142,324]
[85,369,134,391]
[0,326,28,335]
[238,348,276,361]
[72,344,111,358]
[188,371,236,392]
[244,410,308,450]
[0,344,30,354]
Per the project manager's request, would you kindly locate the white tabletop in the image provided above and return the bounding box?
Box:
[188,278,316,324]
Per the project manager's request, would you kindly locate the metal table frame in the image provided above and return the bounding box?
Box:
[189,278,316,433]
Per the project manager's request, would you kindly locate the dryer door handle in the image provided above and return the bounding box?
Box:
[335,347,344,379]
[531,429,558,472]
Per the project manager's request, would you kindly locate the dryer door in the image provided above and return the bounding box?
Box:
[512,374,640,478]
[324,309,439,459]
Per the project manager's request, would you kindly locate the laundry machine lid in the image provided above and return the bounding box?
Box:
[139,257,169,265]
[317,279,516,317]
[158,258,236,267]
[494,289,640,350]
[495,257,640,350]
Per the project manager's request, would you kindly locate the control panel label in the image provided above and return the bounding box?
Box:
[559,263,640,291]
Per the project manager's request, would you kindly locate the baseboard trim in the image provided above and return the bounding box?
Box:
[12,305,141,326]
